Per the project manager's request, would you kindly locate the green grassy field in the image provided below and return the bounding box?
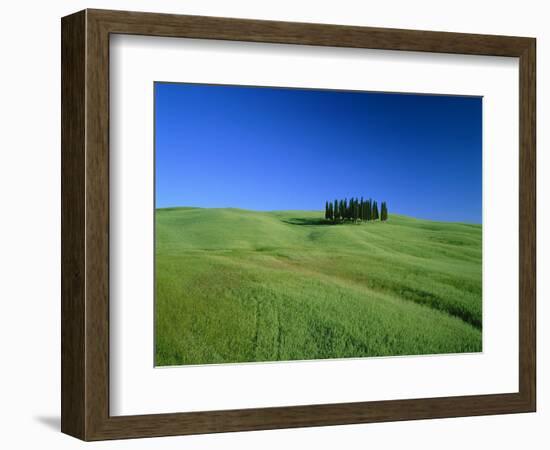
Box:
[155,207,482,366]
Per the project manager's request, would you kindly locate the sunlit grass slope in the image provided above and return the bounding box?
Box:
[155,207,482,366]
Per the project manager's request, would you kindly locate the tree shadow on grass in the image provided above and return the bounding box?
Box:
[281,218,341,226]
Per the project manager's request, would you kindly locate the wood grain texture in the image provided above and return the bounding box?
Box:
[85,10,111,439]
[61,10,86,439]
[90,8,532,56]
[61,8,536,441]
[518,39,536,409]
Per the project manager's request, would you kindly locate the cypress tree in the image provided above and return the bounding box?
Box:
[370,199,374,221]
[381,201,388,221]
[366,199,371,221]
[344,198,348,220]
[323,197,388,222]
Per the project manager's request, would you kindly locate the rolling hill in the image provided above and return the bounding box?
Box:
[155,207,482,366]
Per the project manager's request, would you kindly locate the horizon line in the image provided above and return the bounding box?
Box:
[155,205,482,226]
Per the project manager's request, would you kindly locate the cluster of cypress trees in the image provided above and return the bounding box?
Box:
[324,198,388,222]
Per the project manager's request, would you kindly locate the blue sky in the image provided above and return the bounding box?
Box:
[155,82,482,223]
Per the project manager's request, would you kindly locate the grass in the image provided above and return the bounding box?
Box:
[155,207,482,366]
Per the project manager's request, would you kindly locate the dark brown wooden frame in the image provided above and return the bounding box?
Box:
[61,8,536,441]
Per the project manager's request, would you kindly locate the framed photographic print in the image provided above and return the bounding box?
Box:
[61,9,536,440]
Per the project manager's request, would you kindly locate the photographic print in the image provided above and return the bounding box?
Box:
[154,82,482,367]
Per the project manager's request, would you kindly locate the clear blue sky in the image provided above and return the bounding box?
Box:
[155,82,482,223]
